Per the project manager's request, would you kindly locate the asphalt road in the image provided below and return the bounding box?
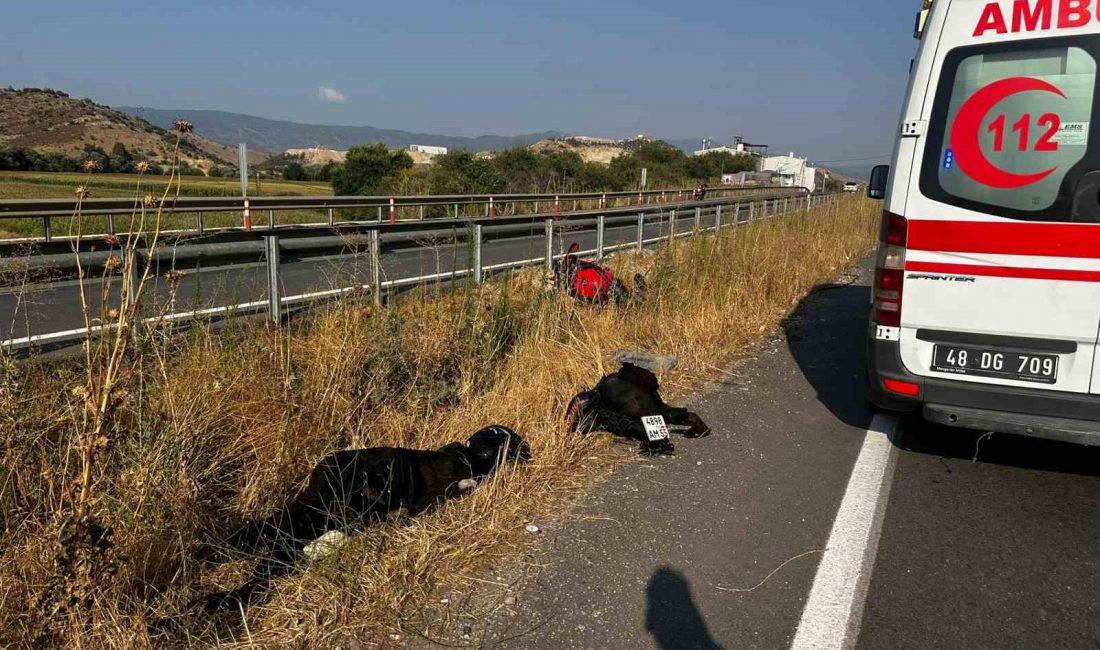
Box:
[421,257,1100,649]
[0,206,750,346]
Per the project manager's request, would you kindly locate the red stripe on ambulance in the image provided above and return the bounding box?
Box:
[908,220,1100,259]
[906,260,1100,282]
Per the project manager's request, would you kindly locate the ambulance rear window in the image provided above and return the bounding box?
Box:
[921,38,1098,221]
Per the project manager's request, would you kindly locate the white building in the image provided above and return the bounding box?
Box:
[721,171,773,185]
[408,144,448,156]
[762,152,816,192]
[693,142,762,158]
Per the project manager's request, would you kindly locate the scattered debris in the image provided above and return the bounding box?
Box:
[611,350,678,373]
[973,431,995,463]
[525,524,541,534]
[302,530,348,562]
[715,549,826,594]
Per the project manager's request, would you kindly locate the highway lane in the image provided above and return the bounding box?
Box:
[415,257,1100,649]
[0,205,752,346]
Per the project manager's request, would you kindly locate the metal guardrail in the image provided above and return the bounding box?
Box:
[0,186,777,242]
[0,190,839,350]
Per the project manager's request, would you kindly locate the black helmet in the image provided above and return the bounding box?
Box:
[465,425,531,476]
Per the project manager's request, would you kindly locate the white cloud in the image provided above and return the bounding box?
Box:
[318,86,347,103]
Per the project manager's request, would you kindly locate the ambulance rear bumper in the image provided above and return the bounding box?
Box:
[867,327,1100,446]
[922,404,1100,447]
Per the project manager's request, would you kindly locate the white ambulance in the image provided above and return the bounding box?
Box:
[867,0,1100,444]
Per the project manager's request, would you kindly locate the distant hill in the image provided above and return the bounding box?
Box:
[0,89,237,170]
[119,106,565,154]
[529,135,666,164]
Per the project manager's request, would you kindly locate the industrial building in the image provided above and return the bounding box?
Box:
[762,153,816,192]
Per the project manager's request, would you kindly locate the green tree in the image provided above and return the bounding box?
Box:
[283,161,306,181]
[426,151,504,195]
[109,143,134,173]
[332,143,413,195]
[491,148,542,193]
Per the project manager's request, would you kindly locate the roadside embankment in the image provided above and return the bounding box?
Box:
[0,195,878,647]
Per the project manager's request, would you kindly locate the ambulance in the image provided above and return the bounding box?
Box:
[866,0,1100,444]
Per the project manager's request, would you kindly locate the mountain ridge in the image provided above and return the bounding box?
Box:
[0,89,237,169]
[119,106,567,155]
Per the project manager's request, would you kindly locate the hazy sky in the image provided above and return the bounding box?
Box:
[2,0,921,170]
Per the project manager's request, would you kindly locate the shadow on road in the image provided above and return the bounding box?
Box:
[645,568,724,650]
[781,275,874,431]
[781,271,1100,476]
[779,263,1100,477]
[896,416,1100,476]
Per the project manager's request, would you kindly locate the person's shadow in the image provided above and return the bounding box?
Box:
[645,568,724,650]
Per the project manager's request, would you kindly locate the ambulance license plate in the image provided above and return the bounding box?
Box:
[932,345,1058,384]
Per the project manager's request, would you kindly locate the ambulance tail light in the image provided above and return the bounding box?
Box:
[884,378,921,397]
[874,212,908,328]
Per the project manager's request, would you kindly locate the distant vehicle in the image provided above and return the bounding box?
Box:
[843,182,860,193]
[865,0,1100,446]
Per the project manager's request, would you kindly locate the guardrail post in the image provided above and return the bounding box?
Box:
[749,201,755,221]
[43,216,52,242]
[596,215,605,260]
[544,218,554,276]
[196,211,205,235]
[264,235,280,324]
[694,207,701,233]
[418,204,425,220]
[636,213,644,252]
[377,206,383,222]
[715,205,723,230]
[107,214,116,236]
[488,196,495,219]
[327,207,334,226]
[473,223,483,284]
[370,229,382,307]
[669,209,676,243]
[268,209,275,230]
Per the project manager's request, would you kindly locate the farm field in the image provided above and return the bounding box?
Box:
[0,170,331,200]
[0,171,334,237]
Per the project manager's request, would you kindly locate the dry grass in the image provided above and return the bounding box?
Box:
[0,195,879,648]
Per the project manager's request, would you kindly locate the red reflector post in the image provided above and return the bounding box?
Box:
[883,378,921,397]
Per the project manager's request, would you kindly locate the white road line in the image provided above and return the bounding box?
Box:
[791,413,900,650]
